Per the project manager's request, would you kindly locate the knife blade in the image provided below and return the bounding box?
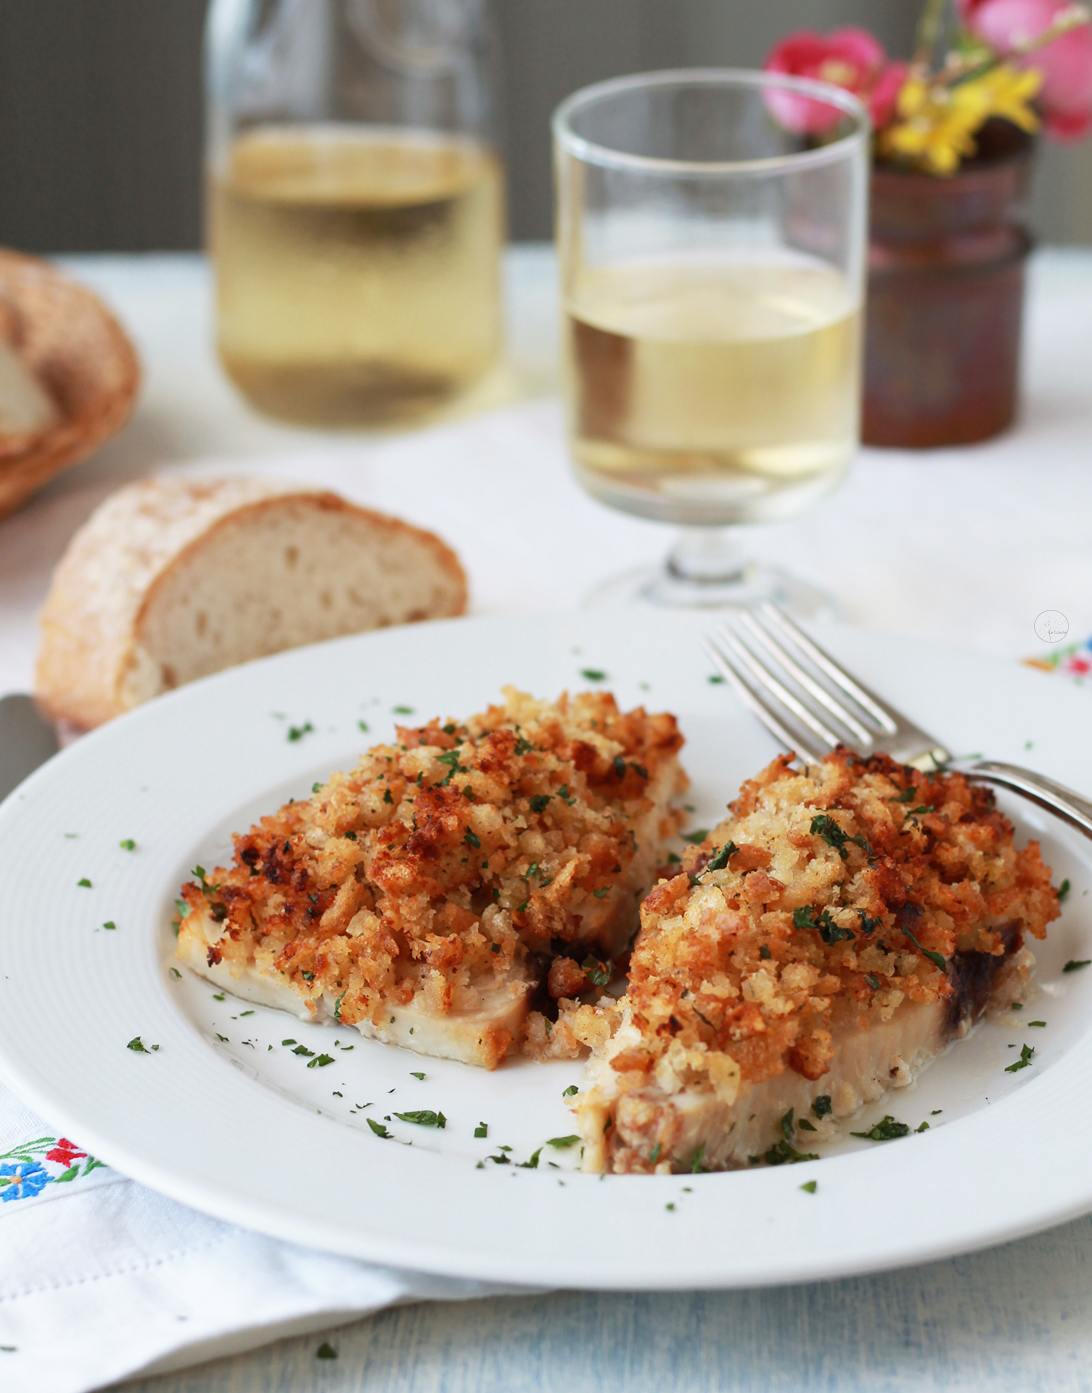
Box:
[0,693,61,800]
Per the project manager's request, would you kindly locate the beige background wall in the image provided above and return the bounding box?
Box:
[0,0,1088,251]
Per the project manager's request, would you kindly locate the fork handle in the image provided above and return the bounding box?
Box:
[963,761,1092,841]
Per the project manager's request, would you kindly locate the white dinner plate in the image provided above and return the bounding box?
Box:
[1,610,1090,1289]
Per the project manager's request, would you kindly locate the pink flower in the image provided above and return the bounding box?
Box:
[961,0,1092,138]
[764,28,907,132]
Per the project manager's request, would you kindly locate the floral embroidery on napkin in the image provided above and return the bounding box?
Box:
[1025,637,1092,684]
[0,1135,107,1204]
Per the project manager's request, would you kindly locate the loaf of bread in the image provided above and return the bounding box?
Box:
[36,476,468,729]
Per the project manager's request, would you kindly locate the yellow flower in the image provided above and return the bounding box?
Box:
[879,64,1042,175]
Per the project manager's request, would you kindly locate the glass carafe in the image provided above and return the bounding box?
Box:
[206,0,505,427]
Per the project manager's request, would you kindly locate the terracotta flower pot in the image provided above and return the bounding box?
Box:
[863,122,1034,449]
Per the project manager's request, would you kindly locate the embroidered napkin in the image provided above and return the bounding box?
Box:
[0,1084,522,1393]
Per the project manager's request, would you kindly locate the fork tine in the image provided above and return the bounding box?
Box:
[712,622,846,752]
[701,634,829,765]
[733,608,874,747]
[758,602,902,735]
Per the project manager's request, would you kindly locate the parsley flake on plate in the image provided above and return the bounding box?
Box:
[1005,1044,1035,1073]
[127,1036,158,1053]
[394,1110,447,1128]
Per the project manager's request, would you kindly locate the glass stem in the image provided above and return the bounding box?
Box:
[665,527,748,588]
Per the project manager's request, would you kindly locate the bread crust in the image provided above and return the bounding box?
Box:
[35,476,467,728]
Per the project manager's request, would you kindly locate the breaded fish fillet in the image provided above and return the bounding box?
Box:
[575,750,1061,1172]
[177,689,687,1068]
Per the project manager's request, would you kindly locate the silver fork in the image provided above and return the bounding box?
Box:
[703,603,1092,841]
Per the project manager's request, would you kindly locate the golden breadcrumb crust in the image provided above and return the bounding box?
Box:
[178,689,686,1066]
[583,750,1060,1169]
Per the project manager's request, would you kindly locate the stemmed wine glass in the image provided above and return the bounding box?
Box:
[552,69,869,610]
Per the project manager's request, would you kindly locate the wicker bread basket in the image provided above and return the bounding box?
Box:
[0,249,140,522]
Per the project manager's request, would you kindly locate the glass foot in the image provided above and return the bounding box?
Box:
[584,528,841,618]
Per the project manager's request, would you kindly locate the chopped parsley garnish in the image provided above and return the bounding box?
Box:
[1028,1020,1047,1028]
[864,974,881,990]
[367,1118,391,1139]
[665,1203,676,1212]
[518,1149,542,1169]
[392,705,414,715]
[383,789,394,804]
[915,1121,930,1132]
[306,1054,334,1068]
[666,851,681,864]
[593,887,609,899]
[690,1144,707,1173]
[812,1096,832,1119]
[333,992,346,1021]
[411,1071,425,1080]
[312,782,323,794]
[889,786,918,803]
[563,1085,579,1098]
[793,905,854,945]
[850,1115,910,1141]
[127,1036,158,1053]
[1064,959,1091,972]
[649,1143,662,1164]
[580,669,607,682]
[103,921,116,931]
[191,865,220,894]
[78,878,92,888]
[797,1118,817,1132]
[316,1342,337,1360]
[682,829,710,845]
[547,1135,580,1149]
[582,956,612,988]
[281,1038,296,1045]
[557,785,576,806]
[464,829,481,849]
[759,944,771,960]
[708,674,726,684]
[474,1122,488,1137]
[780,1109,795,1140]
[901,924,947,972]
[809,814,870,861]
[706,840,739,873]
[514,736,535,756]
[1005,1043,1035,1073]
[169,967,181,979]
[761,1140,819,1165]
[857,911,881,933]
[394,1110,447,1128]
[119,839,136,851]
[800,1180,818,1193]
[292,1045,315,1057]
[300,970,314,981]
[286,722,313,742]
[358,720,369,733]
[1058,879,1071,903]
[528,795,552,813]
[435,750,467,784]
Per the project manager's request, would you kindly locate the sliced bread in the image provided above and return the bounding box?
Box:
[36,476,467,728]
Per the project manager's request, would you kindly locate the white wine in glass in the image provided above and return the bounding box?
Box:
[566,253,861,525]
[554,70,869,609]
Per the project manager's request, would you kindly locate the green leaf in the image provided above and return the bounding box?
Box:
[706,840,739,873]
[761,1140,819,1166]
[901,924,947,972]
[580,669,607,682]
[1058,878,1071,903]
[562,1085,578,1098]
[394,1110,447,1128]
[800,1180,818,1193]
[367,1118,391,1138]
[682,829,709,845]
[474,1122,488,1138]
[850,1115,910,1141]
[529,795,552,813]
[464,829,481,849]
[315,1342,338,1360]
[287,721,313,742]
[1063,959,1091,972]
[78,878,92,888]
[812,1095,832,1119]
[119,839,136,851]
[581,956,612,988]
[546,1135,581,1149]
[1005,1043,1035,1073]
[306,1054,334,1068]
[126,1036,157,1053]
[103,921,116,931]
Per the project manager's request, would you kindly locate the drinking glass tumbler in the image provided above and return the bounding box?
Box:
[553,69,869,608]
[206,0,504,427]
